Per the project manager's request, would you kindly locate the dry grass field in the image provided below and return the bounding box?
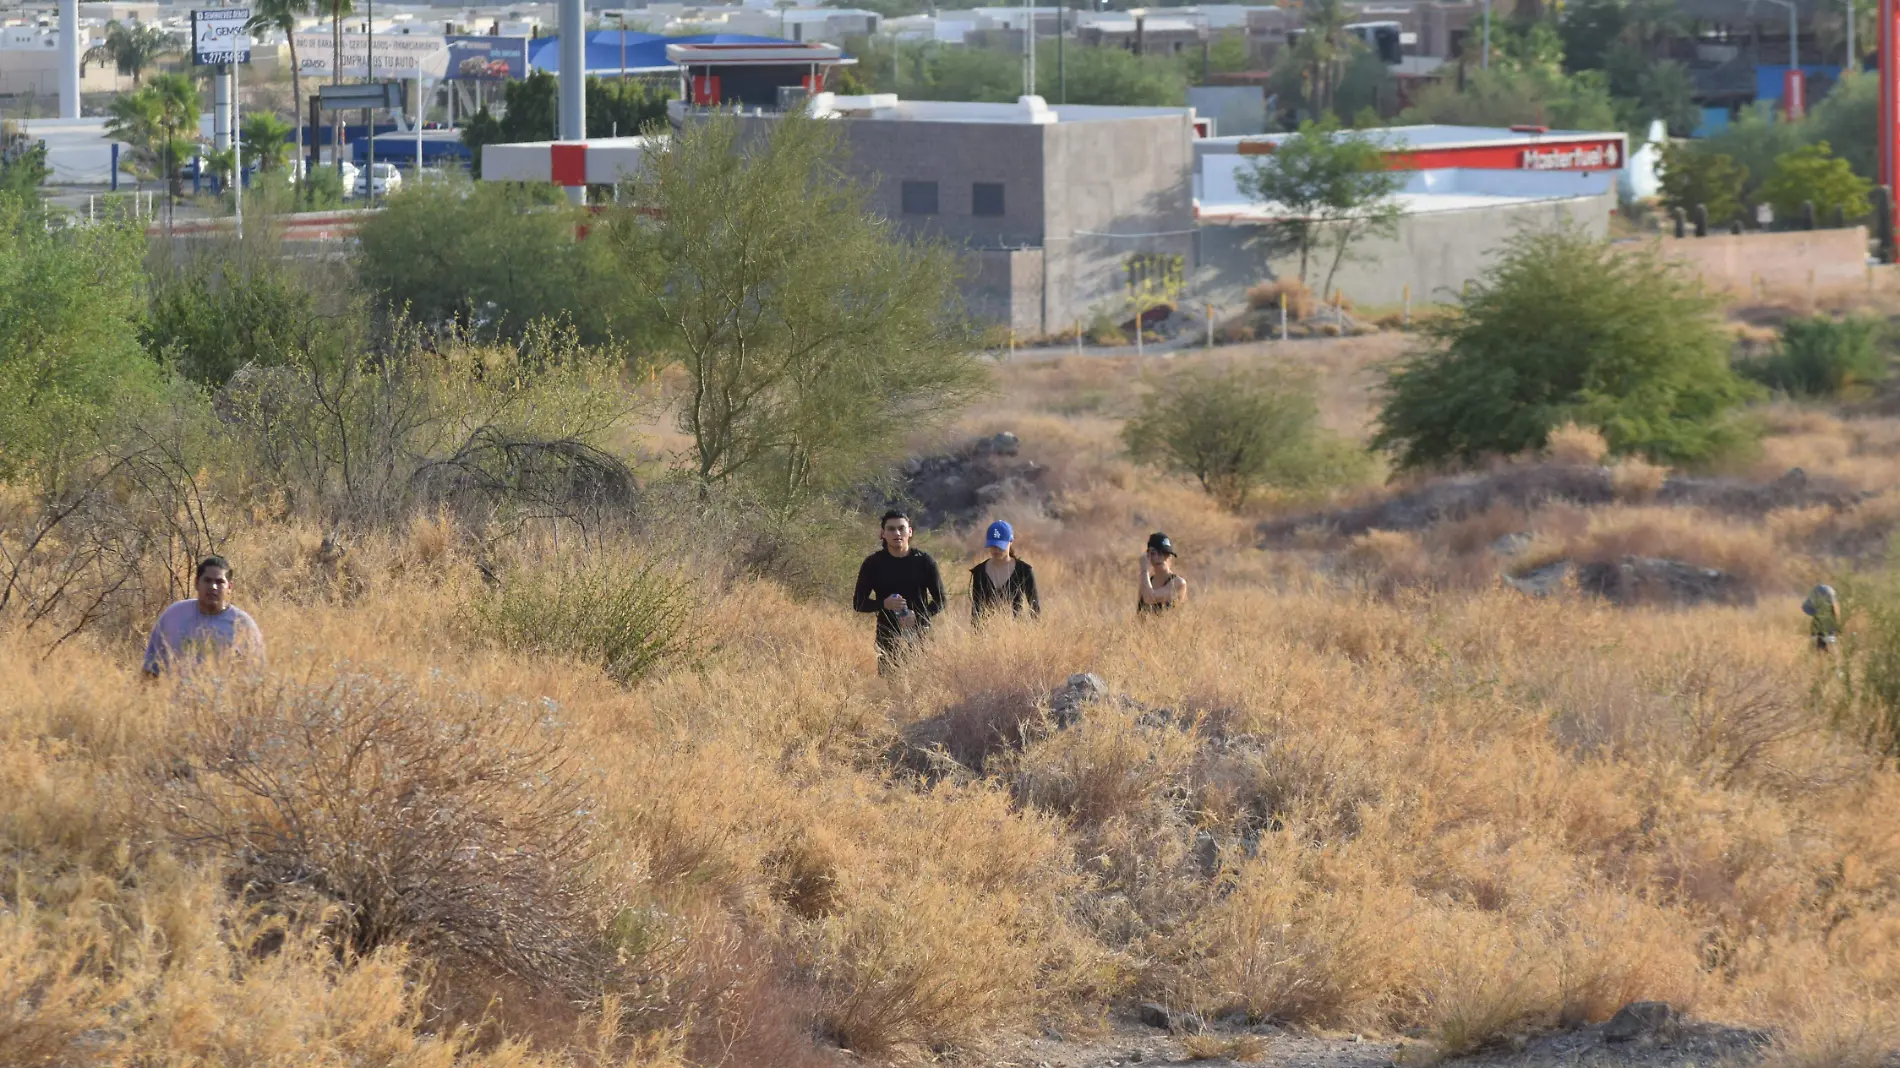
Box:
[8,327,1900,1068]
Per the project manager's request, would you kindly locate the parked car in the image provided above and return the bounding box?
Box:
[353,162,402,197]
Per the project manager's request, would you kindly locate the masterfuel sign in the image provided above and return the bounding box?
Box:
[1237,132,1628,174]
[1521,141,1620,170]
[192,7,252,65]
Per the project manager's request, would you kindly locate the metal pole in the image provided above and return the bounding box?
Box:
[1791,2,1799,68]
[233,58,242,241]
[1849,0,1857,66]
[58,0,78,119]
[367,0,375,203]
[1481,0,1490,69]
[558,0,585,203]
[1057,0,1065,102]
[618,13,626,78]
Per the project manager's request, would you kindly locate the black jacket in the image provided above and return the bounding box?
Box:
[854,548,946,647]
[970,559,1040,623]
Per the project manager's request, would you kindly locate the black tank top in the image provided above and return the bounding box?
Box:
[1138,577,1178,615]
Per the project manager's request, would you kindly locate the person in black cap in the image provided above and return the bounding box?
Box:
[854,509,946,674]
[1138,532,1187,614]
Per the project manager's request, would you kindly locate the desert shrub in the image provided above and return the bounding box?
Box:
[1087,308,1127,346]
[1373,225,1758,470]
[355,177,638,348]
[1123,363,1370,508]
[143,236,330,386]
[1609,456,1668,502]
[1737,315,1887,399]
[1657,143,1747,227]
[1759,141,1872,225]
[1545,422,1609,465]
[614,110,984,510]
[1247,277,1317,320]
[297,164,346,210]
[468,556,704,685]
[148,669,601,986]
[0,198,155,480]
[221,320,631,525]
[1837,569,1900,753]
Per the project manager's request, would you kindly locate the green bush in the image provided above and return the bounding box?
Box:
[354,177,638,348]
[1737,315,1887,398]
[1373,225,1758,470]
[0,198,155,479]
[1758,141,1872,225]
[143,240,329,386]
[1657,143,1747,228]
[468,557,704,686]
[1123,363,1369,508]
[1836,570,1900,754]
[298,164,345,210]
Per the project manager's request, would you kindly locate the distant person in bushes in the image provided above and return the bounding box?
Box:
[143,555,265,677]
[854,510,946,674]
[970,519,1040,624]
[1804,583,1841,652]
[1138,532,1187,615]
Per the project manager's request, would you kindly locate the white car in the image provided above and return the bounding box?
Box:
[353,162,402,197]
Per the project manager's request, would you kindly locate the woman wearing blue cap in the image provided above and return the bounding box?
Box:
[971,519,1041,624]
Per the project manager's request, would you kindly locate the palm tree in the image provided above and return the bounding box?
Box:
[1294,0,1354,115]
[106,73,201,219]
[241,111,294,172]
[84,20,178,86]
[246,0,312,181]
[104,89,164,179]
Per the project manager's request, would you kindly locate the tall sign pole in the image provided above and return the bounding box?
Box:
[1883,0,1898,250]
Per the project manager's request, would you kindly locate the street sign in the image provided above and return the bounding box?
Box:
[317,81,406,110]
[192,8,252,65]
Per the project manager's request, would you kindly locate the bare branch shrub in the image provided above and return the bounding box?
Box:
[146,668,602,988]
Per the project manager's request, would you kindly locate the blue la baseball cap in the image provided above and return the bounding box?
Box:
[985,520,1014,548]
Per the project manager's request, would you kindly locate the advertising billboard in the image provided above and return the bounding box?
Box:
[192,8,252,65]
[292,32,449,79]
[446,35,528,80]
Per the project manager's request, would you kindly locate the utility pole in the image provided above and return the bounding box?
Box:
[366,0,374,203]
[1057,0,1065,103]
[558,0,585,203]
[1481,0,1491,69]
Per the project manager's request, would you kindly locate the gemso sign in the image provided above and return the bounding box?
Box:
[192,7,252,65]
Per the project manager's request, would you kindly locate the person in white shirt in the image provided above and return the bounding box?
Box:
[143,556,265,676]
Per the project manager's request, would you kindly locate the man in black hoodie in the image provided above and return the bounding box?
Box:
[853,509,946,674]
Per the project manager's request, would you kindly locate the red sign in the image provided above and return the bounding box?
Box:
[1785,69,1807,119]
[1388,139,1623,171]
[1238,135,1625,172]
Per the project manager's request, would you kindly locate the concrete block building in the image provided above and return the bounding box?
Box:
[716,93,1198,336]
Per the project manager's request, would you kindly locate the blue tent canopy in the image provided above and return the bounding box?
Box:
[526,32,796,75]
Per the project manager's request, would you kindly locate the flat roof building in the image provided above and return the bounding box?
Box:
[713,93,1198,336]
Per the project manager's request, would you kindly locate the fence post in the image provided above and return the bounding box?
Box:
[1402,283,1411,327]
[1074,318,1081,356]
[1808,267,1817,311]
[1279,292,1288,342]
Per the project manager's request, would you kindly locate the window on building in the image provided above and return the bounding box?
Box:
[901,180,939,215]
[973,182,1005,217]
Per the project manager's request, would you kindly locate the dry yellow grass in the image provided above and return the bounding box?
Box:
[9,340,1900,1065]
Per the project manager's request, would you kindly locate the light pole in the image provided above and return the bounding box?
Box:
[1847,0,1857,68]
[1481,0,1490,70]
[616,11,626,79]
